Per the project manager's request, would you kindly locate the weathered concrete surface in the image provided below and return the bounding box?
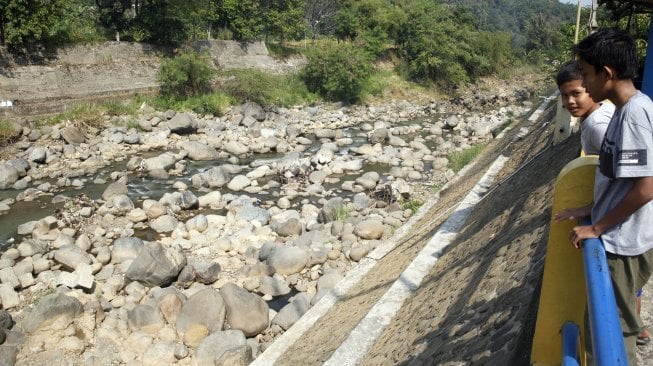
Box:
[0,41,303,118]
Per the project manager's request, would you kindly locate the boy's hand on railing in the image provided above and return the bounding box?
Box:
[569,224,601,249]
[554,204,593,222]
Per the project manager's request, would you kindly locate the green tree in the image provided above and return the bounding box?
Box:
[0,0,78,50]
[301,43,372,103]
[158,49,215,97]
[131,0,187,45]
[214,0,263,41]
[261,0,305,45]
[95,0,133,41]
[333,7,357,42]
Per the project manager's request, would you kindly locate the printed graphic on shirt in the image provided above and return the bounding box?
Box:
[599,136,616,179]
[618,149,647,166]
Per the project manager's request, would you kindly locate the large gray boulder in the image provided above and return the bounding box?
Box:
[61,126,86,144]
[175,288,226,334]
[102,181,128,201]
[143,153,177,172]
[125,242,186,287]
[128,304,165,334]
[167,113,197,134]
[191,166,230,189]
[181,141,219,161]
[272,293,311,330]
[111,237,144,264]
[53,245,92,270]
[194,330,249,366]
[21,292,83,333]
[220,283,269,337]
[267,246,308,275]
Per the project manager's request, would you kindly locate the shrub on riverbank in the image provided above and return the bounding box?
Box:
[158,49,215,97]
[302,43,372,103]
[0,119,19,143]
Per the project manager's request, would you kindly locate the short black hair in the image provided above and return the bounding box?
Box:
[573,28,638,80]
[556,60,582,87]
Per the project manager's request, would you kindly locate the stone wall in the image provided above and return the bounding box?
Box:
[0,41,304,118]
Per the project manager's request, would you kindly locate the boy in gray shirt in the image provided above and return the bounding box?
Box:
[556,28,653,364]
[556,60,614,155]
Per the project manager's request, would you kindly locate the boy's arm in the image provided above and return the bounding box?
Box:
[570,176,653,247]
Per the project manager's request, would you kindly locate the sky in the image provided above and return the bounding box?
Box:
[559,0,594,5]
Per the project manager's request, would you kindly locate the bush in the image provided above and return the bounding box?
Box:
[158,49,215,97]
[0,120,20,143]
[301,44,372,103]
[221,69,317,107]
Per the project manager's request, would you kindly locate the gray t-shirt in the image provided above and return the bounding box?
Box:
[581,102,614,155]
[593,91,653,256]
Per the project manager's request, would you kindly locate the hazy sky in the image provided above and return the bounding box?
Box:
[559,0,594,5]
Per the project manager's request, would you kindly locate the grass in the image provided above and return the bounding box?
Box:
[401,198,423,215]
[335,205,351,222]
[0,119,19,142]
[147,92,234,116]
[448,143,487,173]
[42,102,106,131]
[220,68,318,107]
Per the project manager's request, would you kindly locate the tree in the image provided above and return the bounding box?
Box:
[302,43,372,102]
[304,0,341,40]
[158,49,215,97]
[131,0,187,45]
[214,0,263,41]
[95,0,133,41]
[0,0,70,50]
[260,0,305,45]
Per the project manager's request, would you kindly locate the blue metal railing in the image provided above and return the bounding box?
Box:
[561,219,628,366]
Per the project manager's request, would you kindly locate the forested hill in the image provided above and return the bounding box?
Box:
[445,0,576,47]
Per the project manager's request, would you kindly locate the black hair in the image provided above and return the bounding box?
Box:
[556,60,582,87]
[573,28,638,80]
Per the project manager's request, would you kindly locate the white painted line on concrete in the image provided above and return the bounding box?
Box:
[324,154,510,366]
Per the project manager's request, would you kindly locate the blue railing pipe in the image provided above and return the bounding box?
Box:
[581,219,628,365]
[562,322,580,366]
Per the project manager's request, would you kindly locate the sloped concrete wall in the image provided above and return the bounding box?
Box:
[0,41,304,118]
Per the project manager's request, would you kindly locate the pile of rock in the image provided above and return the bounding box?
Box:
[0,84,539,364]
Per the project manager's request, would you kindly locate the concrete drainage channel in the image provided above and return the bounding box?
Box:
[251,94,557,366]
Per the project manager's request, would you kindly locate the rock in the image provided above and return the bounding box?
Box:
[167,113,197,134]
[355,171,380,190]
[193,262,222,284]
[445,114,459,129]
[183,323,209,347]
[270,218,303,237]
[349,243,373,261]
[0,285,19,309]
[272,293,311,330]
[258,276,291,297]
[354,219,384,240]
[142,341,176,366]
[0,310,13,329]
[27,146,47,164]
[192,167,230,189]
[181,141,219,161]
[220,283,269,337]
[186,214,209,232]
[150,215,179,233]
[194,330,248,366]
[0,164,19,190]
[267,246,308,275]
[61,127,86,144]
[198,191,223,208]
[125,242,186,287]
[0,268,19,289]
[227,175,251,191]
[158,291,185,325]
[369,128,389,144]
[53,245,92,270]
[112,237,144,264]
[224,141,249,156]
[21,292,83,332]
[124,132,140,144]
[143,153,177,172]
[241,101,266,121]
[228,198,270,225]
[176,288,226,334]
[318,197,345,223]
[215,346,252,366]
[128,304,165,334]
[102,181,128,201]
